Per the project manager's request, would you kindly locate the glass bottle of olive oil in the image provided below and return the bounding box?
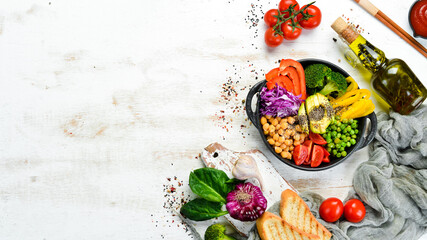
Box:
[331,18,427,115]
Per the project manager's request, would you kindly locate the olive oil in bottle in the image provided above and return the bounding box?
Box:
[331,17,427,115]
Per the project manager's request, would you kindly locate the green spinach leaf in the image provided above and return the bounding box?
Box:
[189,168,236,203]
[180,198,228,221]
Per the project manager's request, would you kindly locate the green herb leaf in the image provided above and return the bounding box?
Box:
[180,198,228,221]
[189,168,235,203]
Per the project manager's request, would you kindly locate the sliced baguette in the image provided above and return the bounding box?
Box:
[280,190,332,240]
[256,212,320,240]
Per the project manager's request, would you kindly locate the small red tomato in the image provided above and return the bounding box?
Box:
[344,199,366,223]
[293,145,309,165]
[264,9,279,27]
[264,28,283,47]
[310,145,324,167]
[281,20,302,40]
[297,5,322,29]
[309,132,327,145]
[278,0,300,18]
[319,198,344,222]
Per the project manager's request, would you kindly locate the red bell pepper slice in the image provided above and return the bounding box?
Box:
[266,67,280,82]
[266,75,295,94]
[280,66,300,96]
[279,59,307,100]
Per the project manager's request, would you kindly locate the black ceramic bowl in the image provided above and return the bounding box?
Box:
[245,59,377,171]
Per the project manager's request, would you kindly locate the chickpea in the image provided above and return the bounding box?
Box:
[273,134,279,141]
[285,129,293,136]
[275,141,281,147]
[278,129,284,136]
[280,143,287,149]
[284,152,292,159]
[271,118,279,126]
[281,122,288,129]
[267,138,275,145]
[287,116,295,124]
[295,125,302,132]
[285,139,293,146]
[278,136,285,143]
[269,131,275,137]
[264,130,269,135]
[280,151,289,159]
[294,133,301,141]
[275,147,282,153]
[294,140,300,146]
[269,125,275,133]
[280,118,287,124]
[276,117,282,122]
[262,123,270,131]
[290,129,296,136]
[283,146,289,152]
[260,117,267,125]
[289,145,294,151]
[265,115,272,120]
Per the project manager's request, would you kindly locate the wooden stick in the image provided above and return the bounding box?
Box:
[354,0,427,58]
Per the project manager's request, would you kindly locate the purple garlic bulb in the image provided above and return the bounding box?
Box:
[225,182,267,221]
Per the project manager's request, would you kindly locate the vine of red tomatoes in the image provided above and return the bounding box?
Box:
[264,0,322,47]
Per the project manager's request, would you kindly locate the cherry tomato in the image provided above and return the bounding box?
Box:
[409,0,427,37]
[297,5,322,29]
[265,28,283,47]
[309,132,327,145]
[344,199,366,223]
[293,145,308,165]
[281,20,302,40]
[264,9,279,27]
[310,145,324,167]
[278,0,300,18]
[319,198,344,222]
[302,140,313,165]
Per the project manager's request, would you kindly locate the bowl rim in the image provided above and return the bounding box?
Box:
[249,58,374,171]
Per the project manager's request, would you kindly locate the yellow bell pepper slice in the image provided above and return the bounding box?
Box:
[346,76,358,92]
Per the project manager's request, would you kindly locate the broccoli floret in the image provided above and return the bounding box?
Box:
[304,64,332,89]
[319,71,348,96]
[204,224,236,240]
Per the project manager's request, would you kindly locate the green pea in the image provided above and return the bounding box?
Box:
[342,119,348,124]
[351,135,357,139]
[326,137,332,143]
[343,129,348,134]
[331,131,337,137]
[353,120,358,124]
[341,142,347,148]
[337,127,341,132]
[350,139,356,145]
[328,143,335,148]
[354,129,359,134]
[341,151,347,157]
[337,121,341,127]
[336,153,342,158]
[340,124,346,130]
[349,119,354,124]
[333,149,338,155]
[341,135,347,140]
[340,147,345,152]
[327,147,332,153]
[346,142,351,147]
[334,138,341,144]
[351,123,358,128]
[336,133,341,138]
[350,130,355,135]
[332,125,337,131]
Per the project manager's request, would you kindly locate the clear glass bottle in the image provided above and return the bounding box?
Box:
[331,18,427,115]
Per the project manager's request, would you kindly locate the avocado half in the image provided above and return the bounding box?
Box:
[305,93,333,134]
[297,104,309,134]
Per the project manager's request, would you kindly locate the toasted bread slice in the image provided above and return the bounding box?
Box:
[256,212,320,240]
[280,190,332,240]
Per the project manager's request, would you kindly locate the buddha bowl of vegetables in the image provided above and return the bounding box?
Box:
[246,59,377,171]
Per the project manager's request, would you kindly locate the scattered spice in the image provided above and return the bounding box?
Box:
[214,61,264,141]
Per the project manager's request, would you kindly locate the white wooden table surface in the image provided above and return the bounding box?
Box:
[0,0,426,239]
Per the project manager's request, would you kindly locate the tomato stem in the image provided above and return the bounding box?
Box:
[272,1,316,35]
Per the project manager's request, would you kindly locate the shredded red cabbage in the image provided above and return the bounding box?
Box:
[260,84,302,117]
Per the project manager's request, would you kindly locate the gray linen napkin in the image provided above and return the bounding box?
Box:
[249,105,427,240]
